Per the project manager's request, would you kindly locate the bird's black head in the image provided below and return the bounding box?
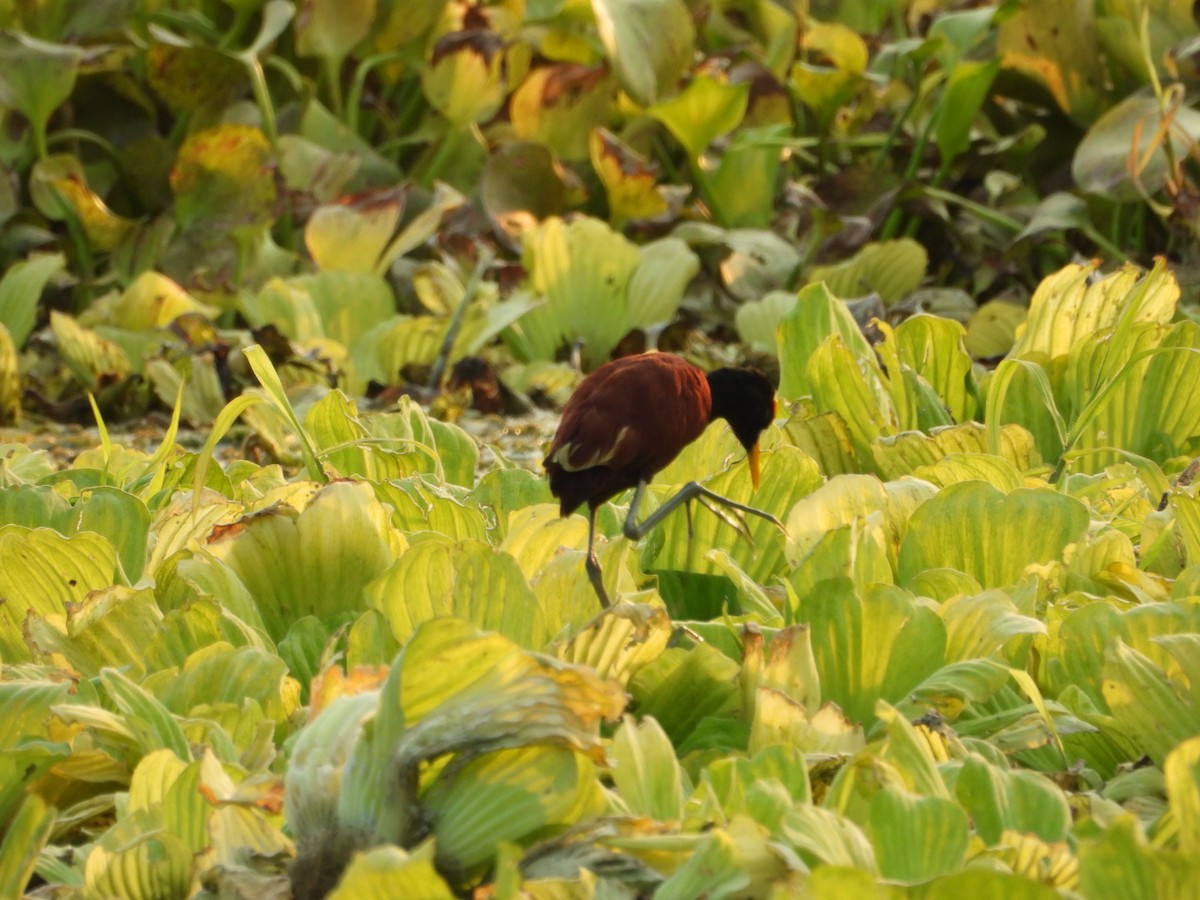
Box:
[706,366,776,451]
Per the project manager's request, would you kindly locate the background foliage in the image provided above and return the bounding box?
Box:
[4,0,1200,897]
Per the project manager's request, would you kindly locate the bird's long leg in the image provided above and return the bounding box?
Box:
[585,505,611,609]
[623,480,785,542]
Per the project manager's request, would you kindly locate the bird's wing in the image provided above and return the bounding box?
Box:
[545,400,636,472]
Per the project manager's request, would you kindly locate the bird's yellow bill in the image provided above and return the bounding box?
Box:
[749,443,761,490]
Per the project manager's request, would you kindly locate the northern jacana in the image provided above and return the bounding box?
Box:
[544,352,781,607]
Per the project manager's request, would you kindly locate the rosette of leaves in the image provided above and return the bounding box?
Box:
[285,618,625,895]
[501,215,699,370]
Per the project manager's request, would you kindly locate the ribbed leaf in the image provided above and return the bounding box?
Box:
[792,580,946,725]
[955,753,1072,845]
[868,788,968,884]
[367,539,551,648]
[100,668,191,760]
[808,239,928,306]
[0,793,55,899]
[650,444,820,583]
[326,844,455,899]
[609,715,688,820]
[898,482,1088,588]
[1165,735,1200,854]
[0,527,121,662]
[205,480,403,640]
[777,282,875,401]
[1102,641,1200,765]
[1009,260,1176,361]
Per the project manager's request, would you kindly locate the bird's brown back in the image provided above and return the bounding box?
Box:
[544,354,712,514]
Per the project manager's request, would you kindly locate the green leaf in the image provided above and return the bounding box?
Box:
[503,216,642,369]
[629,644,740,747]
[807,335,897,460]
[781,805,876,871]
[205,480,404,641]
[923,869,1062,900]
[808,239,928,306]
[1077,817,1200,900]
[27,586,163,680]
[868,788,968,884]
[1165,735,1200,854]
[0,252,64,347]
[791,580,946,725]
[703,124,789,228]
[326,843,456,899]
[294,0,376,62]
[984,357,1067,464]
[935,59,1000,164]
[0,793,55,899]
[939,590,1046,662]
[0,526,122,662]
[303,190,404,274]
[626,237,700,328]
[872,421,1039,482]
[650,444,821,583]
[100,667,192,760]
[1102,641,1200,765]
[0,33,84,154]
[892,314,978,422]
[966,299,1027,358]
[367,539,552,648]
[424,745,601,870]
[335,618,624,853]
[777,281,877,401]
[1073,94,1200,200]
[593,0,696,107]
[242,344,325,481]
[898,482,1089,589]
[955,753,1072,845]
[1009,260,1177,361]
[649,73,749,159]
[609,715,689,819]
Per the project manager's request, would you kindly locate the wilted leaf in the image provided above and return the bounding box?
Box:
[997,0,1105,123]
[481,142,571,243]
[170,124,277,233]
[1073,93,1200,200]
[512,65,616,161]
[305,187,405,274]
[30,155,137,251]
[422,26,508,126]
[590,128,668,226]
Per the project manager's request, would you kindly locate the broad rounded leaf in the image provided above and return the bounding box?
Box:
[592,0,695,107]
[899,482,1089,588]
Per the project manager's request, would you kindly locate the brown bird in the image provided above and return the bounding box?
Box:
[544,352,780,607]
